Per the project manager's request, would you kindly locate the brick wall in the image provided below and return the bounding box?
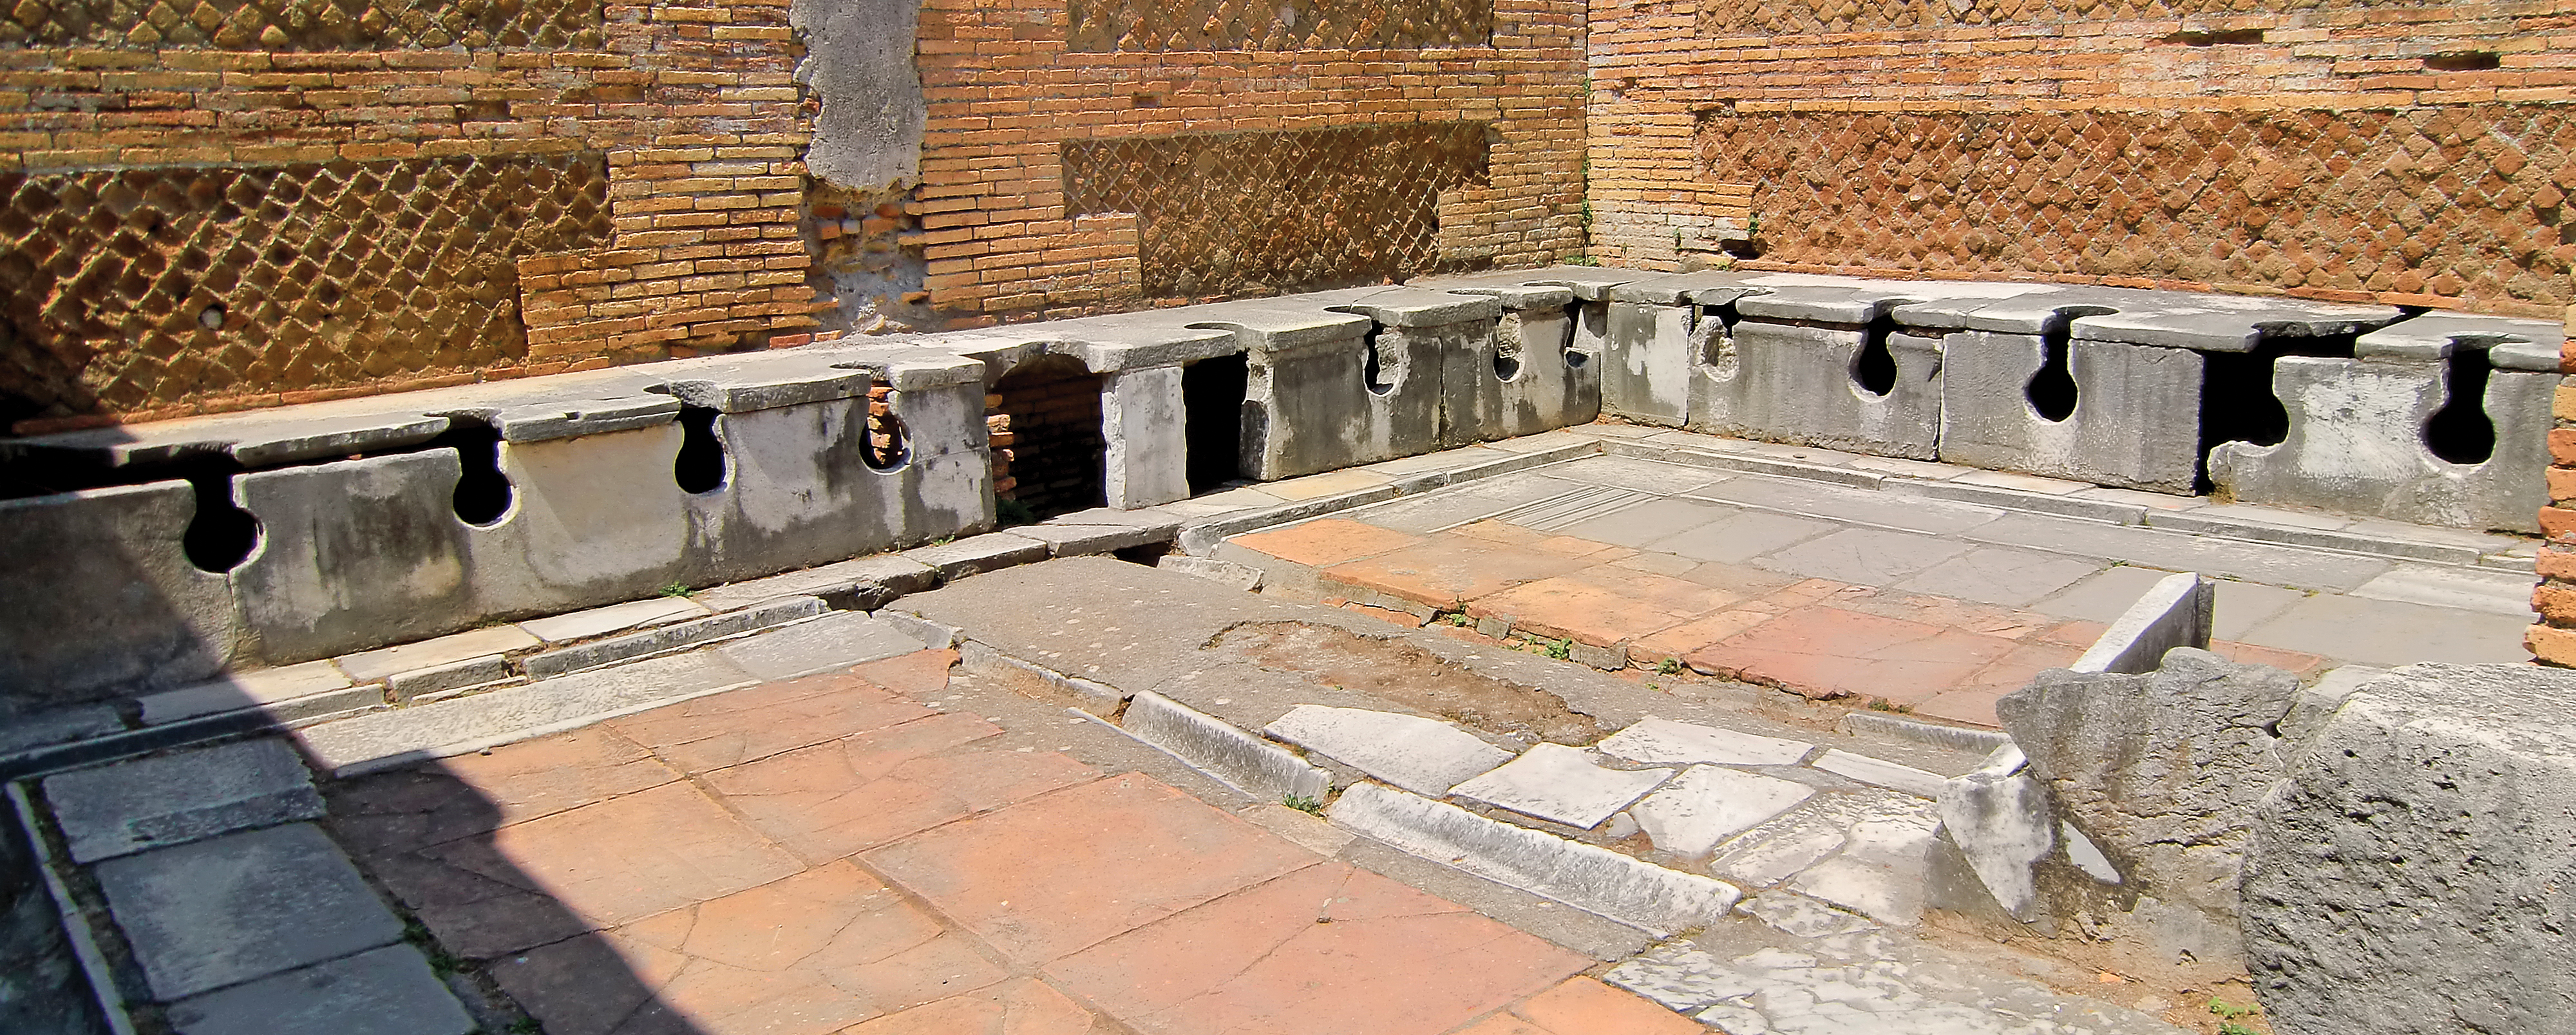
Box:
[911,0,1589,325]
[1586,0,2576,317]
[2535,307,2576,665]
[0,0,828,430]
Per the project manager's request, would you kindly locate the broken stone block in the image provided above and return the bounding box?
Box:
[1262,704,1511,796]
[1602,297,1696,426]
[1101,365,1188,509]
[1629,765,1817,857]
[2070,570,2213,675]
[2245,663,2576,1035]
[1937,332,2206,494]
[2208,354,2552,534]
[1449,743,1673,829]
[1997,646,2302,966]
[45,738,325,863]
[1936,746,2056,922]
[1596,716,1814,767]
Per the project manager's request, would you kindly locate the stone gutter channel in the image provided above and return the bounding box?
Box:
[1,421,2530,784]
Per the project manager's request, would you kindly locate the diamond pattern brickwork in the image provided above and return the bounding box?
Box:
[0,0,600,50]
[1066,0,1490,52]
[1064,123,1492,299]
[0,155,612,422]
[1701,106,2576,308]
[1701,0,2390,36]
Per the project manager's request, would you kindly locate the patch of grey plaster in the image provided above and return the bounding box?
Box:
[793,0,923,191]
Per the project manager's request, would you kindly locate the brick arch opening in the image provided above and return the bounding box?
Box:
[989,354,1106,520]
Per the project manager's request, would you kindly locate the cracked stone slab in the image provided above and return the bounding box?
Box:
[1263,705,1512,795]
[165,944,473,1035]
[1710,790,1940,889]
[1450,743,1674,830]
[95,822,406,1001]
[45,737,325,863]
[1328,782,1741,935]
[1629,766,1818,857]
[1597,717,1815,767]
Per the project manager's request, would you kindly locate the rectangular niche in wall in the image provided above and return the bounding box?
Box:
[1063,122,1491,300]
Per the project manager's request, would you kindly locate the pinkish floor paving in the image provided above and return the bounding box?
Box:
[1228,517,2332,728]
[325,650,1665,1035]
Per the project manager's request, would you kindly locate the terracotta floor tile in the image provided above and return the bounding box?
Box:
[1046,862,1586,1035]
[609,672,938,773]
[1511,976,1700,1034]
[1228,518,1424,567]
[1958,640,2087,696]
[495,862,1007,1035]
[328,728,681,857]
[704,714,1098,862]
[1832,590,2055,641]
[1447,1015,1549,1035]
[1451,520,1549,546]
[1466,576,1699,647]
[863,773,1317,965]
[850,648,960,698]
[1630,608,1775,662]
[2039,619,2110,648]
[1913,689,2006,728]
[1530,534,1632,559]
[1324,538,1594,609]
[837,978,1099,1034]
[411,781,802,955]
[1564,564,1745,614]
[1683,605,2016,703]
[1345,601,1434,627]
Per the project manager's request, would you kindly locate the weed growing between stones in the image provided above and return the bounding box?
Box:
[1284,795,1324,814]
[657,581,694,598]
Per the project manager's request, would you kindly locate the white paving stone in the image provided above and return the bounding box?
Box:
[1631,766,1817,857]
[1450,743,1674,829]
[1597,717,1815,767]
[1811,750,1948,798]
[137,660,354,725]
[1262,705,1512,795]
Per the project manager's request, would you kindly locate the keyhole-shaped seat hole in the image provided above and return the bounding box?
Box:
[675,406,728,494]
[2423,348,2497,465]
[2027,332,2079,423]
[1851,316,1899,397]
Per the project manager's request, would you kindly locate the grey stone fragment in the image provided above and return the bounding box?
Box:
[1938,747,2057,922]
[1328,783,1741,935]
[165,945,473,1035]
[1596,717,1812,767]
[713,611,923,680]
[295,652,754,774]
[46,739,323,863]
[1119,692,1328,802]
[1262,705,1511,795]
[95,823,404,1000]
[2070,571,2212,674]
[1153,555,1264,592]
[1998,647,2302,965]
[1630,766,1817,857]
[383,656,513,702]
[521,596,828,678]
[1811,750,1949,799]
[2245,664,2576,1035]
[904,533,1049,580]
[1450,743,1672,829]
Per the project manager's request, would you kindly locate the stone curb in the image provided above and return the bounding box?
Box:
[5,781,141,1035]
[1099,692,1329,804]
[1327,781,1743,936]
[1836,712,2014,755]
[1601,433,2523,571]
[520,596,828,679]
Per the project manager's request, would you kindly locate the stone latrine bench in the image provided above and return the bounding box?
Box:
[0,265,2557,712]
[1562,268,2561,529]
